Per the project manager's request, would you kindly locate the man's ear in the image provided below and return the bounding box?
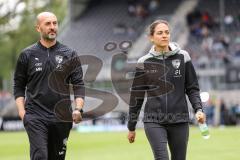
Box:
[35,24,40,32]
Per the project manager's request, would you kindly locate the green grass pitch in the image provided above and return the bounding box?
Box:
[0,126,239,160]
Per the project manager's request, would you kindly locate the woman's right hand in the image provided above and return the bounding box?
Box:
[128,131,136,143]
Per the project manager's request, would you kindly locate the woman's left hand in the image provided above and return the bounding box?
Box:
[195,111,206,124]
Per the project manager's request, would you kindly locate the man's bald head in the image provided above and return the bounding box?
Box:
[35,12,58,42]
[36,12,57,25]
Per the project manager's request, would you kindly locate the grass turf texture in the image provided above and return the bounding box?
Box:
[0,127,239,160]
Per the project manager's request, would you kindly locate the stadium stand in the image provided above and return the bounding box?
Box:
[184,0,240,90]
[59,0,183,80]
[58,0,185,121]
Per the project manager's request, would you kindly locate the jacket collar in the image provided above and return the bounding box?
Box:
[149,42,180,58]
[37,40,60,51]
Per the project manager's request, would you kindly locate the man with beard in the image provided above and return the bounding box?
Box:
[14,12,85,160]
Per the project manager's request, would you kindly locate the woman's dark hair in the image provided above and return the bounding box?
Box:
[148,20,170,36]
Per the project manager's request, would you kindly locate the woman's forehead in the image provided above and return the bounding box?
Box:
[154,23,169,31]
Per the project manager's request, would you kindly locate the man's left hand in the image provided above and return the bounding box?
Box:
[72,110,82,124]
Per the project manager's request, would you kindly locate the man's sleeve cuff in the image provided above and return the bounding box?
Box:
[127,122,136,131]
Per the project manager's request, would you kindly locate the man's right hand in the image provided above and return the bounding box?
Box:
[15,97,26,121]
[19,110,25,120]
[128,131,136,143]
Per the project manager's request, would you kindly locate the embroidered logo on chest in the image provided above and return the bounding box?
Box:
[172,59,181,69]
[55,55,63,64]
[172,59,182,77]
[55,55,63,69]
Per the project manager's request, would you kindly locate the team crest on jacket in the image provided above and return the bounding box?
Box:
[172,59,181,69]
[172,59,182,78]
[55,55,63,70]
[55,55,63,64]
